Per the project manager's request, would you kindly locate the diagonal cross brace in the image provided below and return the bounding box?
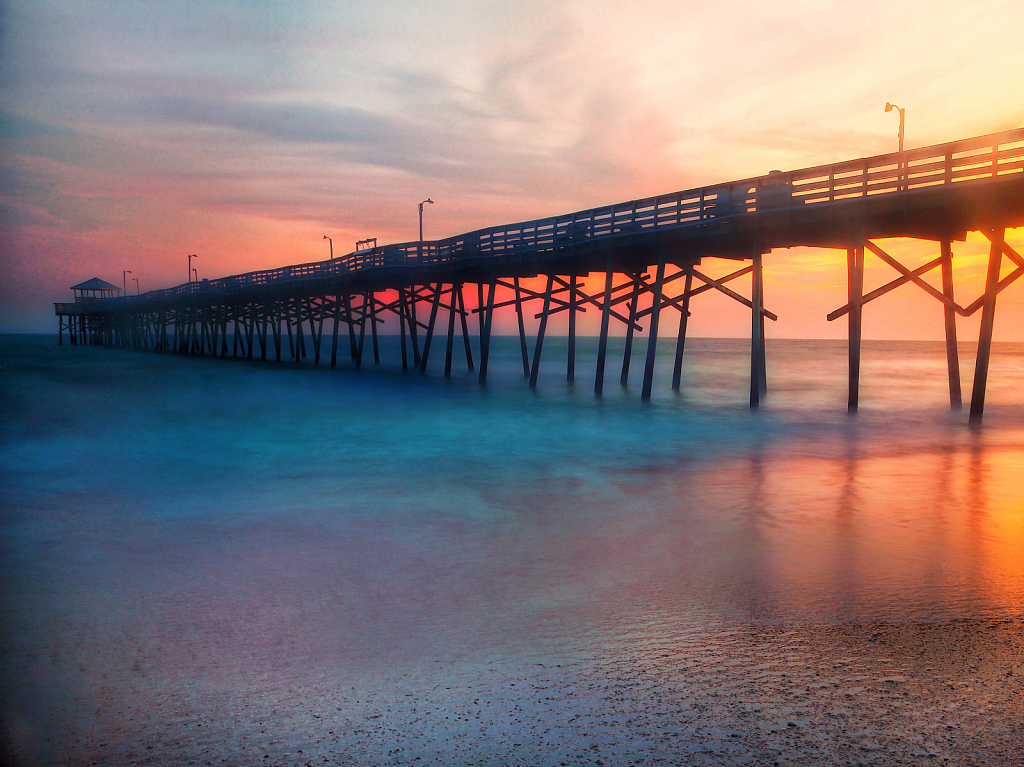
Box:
[958,231,1024,317]
[827,254,947,321]
[630,269,692,317]
[687,268,779,321]
[538,275,590,317]
[960,239,1024,316]
[687,264,752,298]
[988,231,1024,269]
[864,241,963,313]
[479,280,575,313]
[537,276,643,331]
[636,264,757,319]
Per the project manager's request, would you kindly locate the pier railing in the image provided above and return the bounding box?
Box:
[57,126,1024,315]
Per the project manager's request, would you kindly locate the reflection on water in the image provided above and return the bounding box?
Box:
[721,426,1024,622]
[2,336,1023,629]
[1,334,1023,758]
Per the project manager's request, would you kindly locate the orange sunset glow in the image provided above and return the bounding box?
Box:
[2,0,1023,339]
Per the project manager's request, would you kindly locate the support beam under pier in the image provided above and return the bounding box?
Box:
[847,244,865,412]
[750,249,766,408]
[969,228,1005,424]
[940,241,962,411]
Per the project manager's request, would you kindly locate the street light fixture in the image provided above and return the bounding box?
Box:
[133,277,139,295]
[123,269,132,295]
[419,198,434,242]
[188,253,198,282]
[885,102,905,153]
[324,235,333,260]
[886,102,906,191]
[193,267,198,283]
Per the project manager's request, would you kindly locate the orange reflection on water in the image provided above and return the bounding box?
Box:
[971,445,1024,610]
[656,429,1024,621]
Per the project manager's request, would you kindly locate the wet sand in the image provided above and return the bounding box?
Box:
[11,617,1020,766]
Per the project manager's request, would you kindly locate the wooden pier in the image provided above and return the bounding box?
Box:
[56,128,1024,421]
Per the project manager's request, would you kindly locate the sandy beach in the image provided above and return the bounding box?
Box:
[5,617,1016,766]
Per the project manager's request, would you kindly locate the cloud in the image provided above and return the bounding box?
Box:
[0,112,75,140]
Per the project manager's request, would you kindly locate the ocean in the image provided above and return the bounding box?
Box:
[1,334,1022,765]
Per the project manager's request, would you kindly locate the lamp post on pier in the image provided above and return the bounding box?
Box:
[122,269,131,295]
[133,277,139,295]
[885,102,906,191]
[188,253,198,282]
[419,198,434,242]
[324,235,333,260]
[885,102,905,152]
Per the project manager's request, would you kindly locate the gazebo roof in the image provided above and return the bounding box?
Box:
[71,278,121,291]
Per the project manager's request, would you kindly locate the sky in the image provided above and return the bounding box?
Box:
[1,0,1023,338]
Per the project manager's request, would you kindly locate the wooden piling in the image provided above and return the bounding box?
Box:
[246,303,255,360]
[285,306,295,359]
[478,280,496,384]
[356,294,367,369]
[621,273,640,386]
[594,261,614,395]
[969,228,1005,424]
[209,307,220,356]
[260,301,268,360]
[344,294,357,361]
[295,297,305,365]
[672,269,693,391]
[477,283,485,365]
[330,296,341,367]
[515,277,530,377]
[220,307,229,357]
[749,250,765,408]
[398,288,409,370]
[369,293,380,364]
[272,310,281,362]
[847,244,864,412]
[197,309,207,356]
[641,258,666,401]
[457,285,474,372]
[940,241,962,410]
[310,301,323,365]
[409,286,422,367]
[309,302,320,365]
[419,283,443,373]
[567,271,577,382]
[444,285,457,379]
[529,274,554,389]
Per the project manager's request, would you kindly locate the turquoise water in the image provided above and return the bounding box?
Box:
[1,334,1023,763]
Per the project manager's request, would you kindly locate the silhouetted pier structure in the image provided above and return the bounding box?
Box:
[56,128,1024,422]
